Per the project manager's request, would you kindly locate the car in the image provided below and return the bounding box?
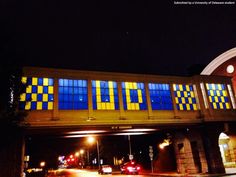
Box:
[120,161,141,175]
[98,165,112,174]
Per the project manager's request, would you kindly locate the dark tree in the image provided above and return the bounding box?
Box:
[0,64,27,177]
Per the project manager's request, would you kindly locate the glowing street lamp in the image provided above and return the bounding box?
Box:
[40,161,45,168]
[87,136,100,168]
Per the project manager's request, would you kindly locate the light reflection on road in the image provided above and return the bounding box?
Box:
[46,168,153,177]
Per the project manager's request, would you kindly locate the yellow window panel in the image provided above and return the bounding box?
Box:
[32,77,38,85]
[179,104,183,110]
[226,103,231,109]
[210,90,214,96]
[214,96,219,103]
[190,91,195,98]
[222,90,227,96]
[193,104,197,110]
[218,84,222,90]
[48,102,53,110]
[110,104,115,110]
[186,104,190,110]
[37,102,42,110]
[43,78,49,86]
[188,97,192,104]
[126,93,131,103]
[22,77,27,84]
[108,81,113,88]
[127,103,131,110]
[31,94,37,101]
[130,104,134,110]
[209,96,212,102]
[48,86,54,94]
[106,103,111,110]
[181,97,186,104]
[135,103,140,110]
[183,91,187,97]
[97,103,101,110]
[110,95,114,103]
[179,85,183,91]
[206,83,209,90]
[96,80,100,88]
[38,86,43,94]
[138,90,143,103]
[101,103,106,109]
[186,85,190,91]
[26,86,32,93]
[173,84,176,91]
[216,90,220,96]
[109,88,114,96]
[213,103,217,109]
[221,96,225,103]
[212,84,216,90]
[20,93,26,101]
[175,97,179,104]
[219,103,223,109]
[43,94,48,102]
[25,102,31,110]
[177,91,181,97]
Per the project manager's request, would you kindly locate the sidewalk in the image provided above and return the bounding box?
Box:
[140,168,236,177]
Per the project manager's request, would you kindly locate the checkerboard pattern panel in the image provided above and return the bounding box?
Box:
[205,83,231,109]
[20,77,54,110]
[173,84,197,111]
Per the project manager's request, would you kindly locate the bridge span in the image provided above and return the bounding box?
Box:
[20,67,236,175]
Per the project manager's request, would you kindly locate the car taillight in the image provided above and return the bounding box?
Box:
[136,166,141,170]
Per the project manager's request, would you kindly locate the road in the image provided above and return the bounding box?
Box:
[42,168,236,177]
[46,168,155,177]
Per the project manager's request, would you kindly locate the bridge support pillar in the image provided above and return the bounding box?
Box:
[174,128,208,174]
[201,124,225,174]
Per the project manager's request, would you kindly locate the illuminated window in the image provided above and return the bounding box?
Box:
[92,80,119,110]
[148,83,173,110]
[122,82,147,110]
[20,77,54,110]
[58,79,88,110]
[173,84,198,111]
[206,83,231,109]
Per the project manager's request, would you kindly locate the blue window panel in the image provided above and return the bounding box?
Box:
[68,80,73,86]
[64,79,69,86]
[59,87,64,94]
[63,95,69,102]
[48,78,53,86]
[68,95,73,102]
[37,94,42,101]
[74,95,79,102]
[26,94,31,101]
[48,94,53,101]
[27,78,32,85]
[43,86,48,93]
[59,94,63,101]
[59,79,64,86]
[42,102,48,110]
[59,102,64,109]
[68,87,73,94]
[38,78,43,85]
[31,102,37,110]
[32,86,37,93]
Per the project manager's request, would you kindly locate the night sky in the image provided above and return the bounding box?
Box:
[1,1,236,76]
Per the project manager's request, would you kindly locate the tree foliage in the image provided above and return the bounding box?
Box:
[0,65,27,127]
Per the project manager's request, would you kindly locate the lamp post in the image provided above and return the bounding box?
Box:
[87,136,100,169]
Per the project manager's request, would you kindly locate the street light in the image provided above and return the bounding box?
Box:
[87,136,100,169]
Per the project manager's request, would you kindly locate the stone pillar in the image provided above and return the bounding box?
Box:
[174,128,208,174]
[201,124,225,174]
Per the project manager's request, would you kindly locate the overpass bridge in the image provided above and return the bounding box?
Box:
[20,67,236,174]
